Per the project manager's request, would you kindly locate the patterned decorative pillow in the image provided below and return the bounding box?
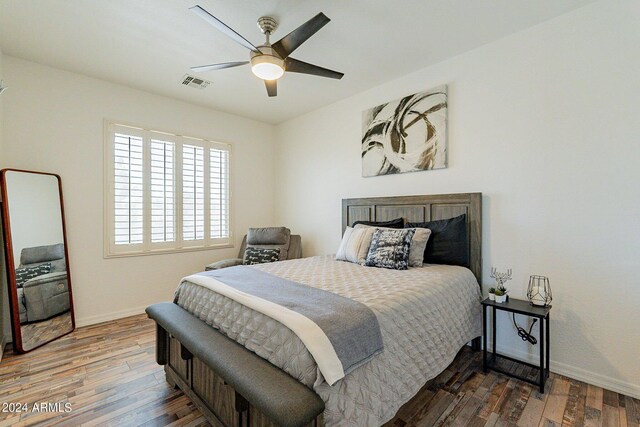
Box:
[355,224,431,267]
[365,229,415,270]
[15,263,52,288]
[243,247,281,265]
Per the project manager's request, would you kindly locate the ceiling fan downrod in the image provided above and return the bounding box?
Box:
[257,16,278,44]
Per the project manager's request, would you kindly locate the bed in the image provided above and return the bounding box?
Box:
[149,193,483,427]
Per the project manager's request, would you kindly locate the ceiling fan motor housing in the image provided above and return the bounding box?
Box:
[251,45,285,80]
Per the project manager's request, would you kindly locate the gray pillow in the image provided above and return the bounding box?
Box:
[365,229,415,270]
[404,228,431,267]
[243,247,281,265]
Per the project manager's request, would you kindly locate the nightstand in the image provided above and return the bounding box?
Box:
[481,297,551,392]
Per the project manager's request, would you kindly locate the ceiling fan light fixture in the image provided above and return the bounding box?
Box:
[251,54,284,80]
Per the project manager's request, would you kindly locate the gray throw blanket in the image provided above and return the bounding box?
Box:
[189,266,384,382]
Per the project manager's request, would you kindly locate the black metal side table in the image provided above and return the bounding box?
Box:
[481,297,551,392]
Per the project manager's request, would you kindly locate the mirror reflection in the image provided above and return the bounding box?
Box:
[2,170,74,352]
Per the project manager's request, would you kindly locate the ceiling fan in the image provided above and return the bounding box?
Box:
[189,5,344,97]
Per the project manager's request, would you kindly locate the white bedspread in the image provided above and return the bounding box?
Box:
[176,255,482,426]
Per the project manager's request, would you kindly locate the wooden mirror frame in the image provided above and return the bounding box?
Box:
[0,168,76,353]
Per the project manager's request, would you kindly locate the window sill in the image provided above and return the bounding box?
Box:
[104,243,234,259]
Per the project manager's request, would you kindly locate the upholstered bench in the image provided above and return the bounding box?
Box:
[146,302,324,427]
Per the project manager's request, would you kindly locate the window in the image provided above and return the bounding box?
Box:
[105,122,231,256]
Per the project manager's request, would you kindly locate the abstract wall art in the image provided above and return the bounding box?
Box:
[361,85,447,177]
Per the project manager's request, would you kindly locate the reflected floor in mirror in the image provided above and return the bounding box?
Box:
[20,311,73,351]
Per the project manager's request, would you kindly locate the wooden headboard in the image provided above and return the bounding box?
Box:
[342,193,482,286]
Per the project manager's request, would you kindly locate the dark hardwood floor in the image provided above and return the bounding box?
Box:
[0,314,638,427]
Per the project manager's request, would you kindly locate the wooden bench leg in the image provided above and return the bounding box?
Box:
[235,392,249,427]
[164,366,179,389]
[180,343,193,361]
[156,324,168,365]
[472,337,481,351]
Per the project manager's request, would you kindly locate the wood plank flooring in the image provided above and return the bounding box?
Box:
[0,314,638,427]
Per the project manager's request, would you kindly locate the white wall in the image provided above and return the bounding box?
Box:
[274,0,640,397]
[4,171,64,268]
[2,56,276,329]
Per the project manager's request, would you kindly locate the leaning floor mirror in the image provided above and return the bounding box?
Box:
[1,169,75,352]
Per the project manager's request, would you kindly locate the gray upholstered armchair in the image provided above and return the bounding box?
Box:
[17,243,70,324]
[205,227,302,271]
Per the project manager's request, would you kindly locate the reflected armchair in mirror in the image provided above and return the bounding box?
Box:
[1,169,75,353]
[17,243,70,324]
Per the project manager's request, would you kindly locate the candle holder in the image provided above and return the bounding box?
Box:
[527,275,552,307]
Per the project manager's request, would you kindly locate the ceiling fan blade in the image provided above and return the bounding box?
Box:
[284,57,344,79]
[191,61,249,72]
[264,79,277,97]
[272,13,330,58]
[189,5,260,53]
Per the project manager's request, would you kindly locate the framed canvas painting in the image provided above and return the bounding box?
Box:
[362,85,447,177]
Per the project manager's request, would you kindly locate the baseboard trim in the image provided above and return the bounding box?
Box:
[492,343,640,399]
[75,306,148,328]
[551,359,640,400]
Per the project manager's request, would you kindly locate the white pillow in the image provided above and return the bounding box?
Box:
[354,224,431,267]
[336,226,376,264]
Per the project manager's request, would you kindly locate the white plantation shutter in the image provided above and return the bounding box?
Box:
[210,148,229,239]
[105,122,231,256]
[150,137,175,243]
[113,132,144,246]
[182,144,205,241]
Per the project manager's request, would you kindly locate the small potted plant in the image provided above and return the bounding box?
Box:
[494,288,507,303]
[488,287,496,301]
[490,267,512,304]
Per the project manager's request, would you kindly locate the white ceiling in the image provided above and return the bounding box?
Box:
[0,0,596,124]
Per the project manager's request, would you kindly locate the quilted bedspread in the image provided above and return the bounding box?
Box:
[175,255,482,426]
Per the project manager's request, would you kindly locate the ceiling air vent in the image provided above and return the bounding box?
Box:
[181,74,211,89]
